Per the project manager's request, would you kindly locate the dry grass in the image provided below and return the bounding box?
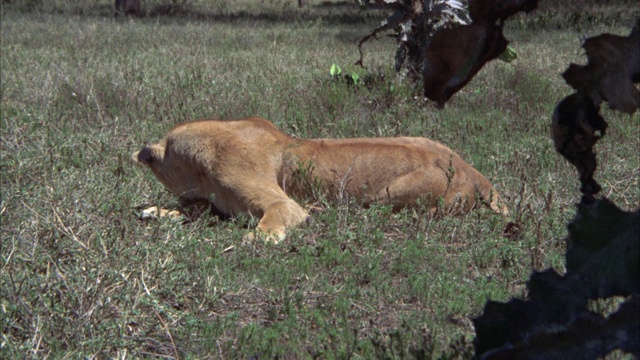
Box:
[1,1,639,358]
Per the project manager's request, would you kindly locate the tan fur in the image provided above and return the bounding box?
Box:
[133,117,508,242]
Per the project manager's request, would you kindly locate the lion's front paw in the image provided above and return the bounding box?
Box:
[242,228,286,244]
[139,206,183,220]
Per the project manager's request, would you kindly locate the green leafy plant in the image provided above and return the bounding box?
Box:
[330,63,363,87]
[330,63,342,77]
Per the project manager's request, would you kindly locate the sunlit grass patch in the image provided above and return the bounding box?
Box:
[1,1,638,358]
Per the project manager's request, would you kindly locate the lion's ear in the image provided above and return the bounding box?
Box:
[133,147,154,165]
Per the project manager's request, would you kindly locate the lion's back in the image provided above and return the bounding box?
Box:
[167,116,293,175]
[165,117,290,155]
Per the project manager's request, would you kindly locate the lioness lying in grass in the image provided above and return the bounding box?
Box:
[133,117,508,242]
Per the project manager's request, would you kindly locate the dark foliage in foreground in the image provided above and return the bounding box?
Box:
[473,19,640,360]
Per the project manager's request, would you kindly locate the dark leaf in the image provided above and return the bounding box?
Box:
[563,19,640,114]
[474,199,639,360]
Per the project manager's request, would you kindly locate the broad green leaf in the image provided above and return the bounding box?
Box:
[330,63,342,77]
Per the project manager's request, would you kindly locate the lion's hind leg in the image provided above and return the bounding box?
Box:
[372,169,449,212]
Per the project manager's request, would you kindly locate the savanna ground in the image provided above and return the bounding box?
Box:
[1,0,639,358]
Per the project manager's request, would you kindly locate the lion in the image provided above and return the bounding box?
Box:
[132,117,508,242]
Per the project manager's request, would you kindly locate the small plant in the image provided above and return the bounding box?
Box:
[330,63,362,87]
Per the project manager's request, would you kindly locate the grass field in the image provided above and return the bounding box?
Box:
[1,0,639,358]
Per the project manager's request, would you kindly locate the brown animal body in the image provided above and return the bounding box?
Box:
[133,117,507,242]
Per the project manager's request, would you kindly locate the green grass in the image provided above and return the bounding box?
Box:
[2,0,639,358]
